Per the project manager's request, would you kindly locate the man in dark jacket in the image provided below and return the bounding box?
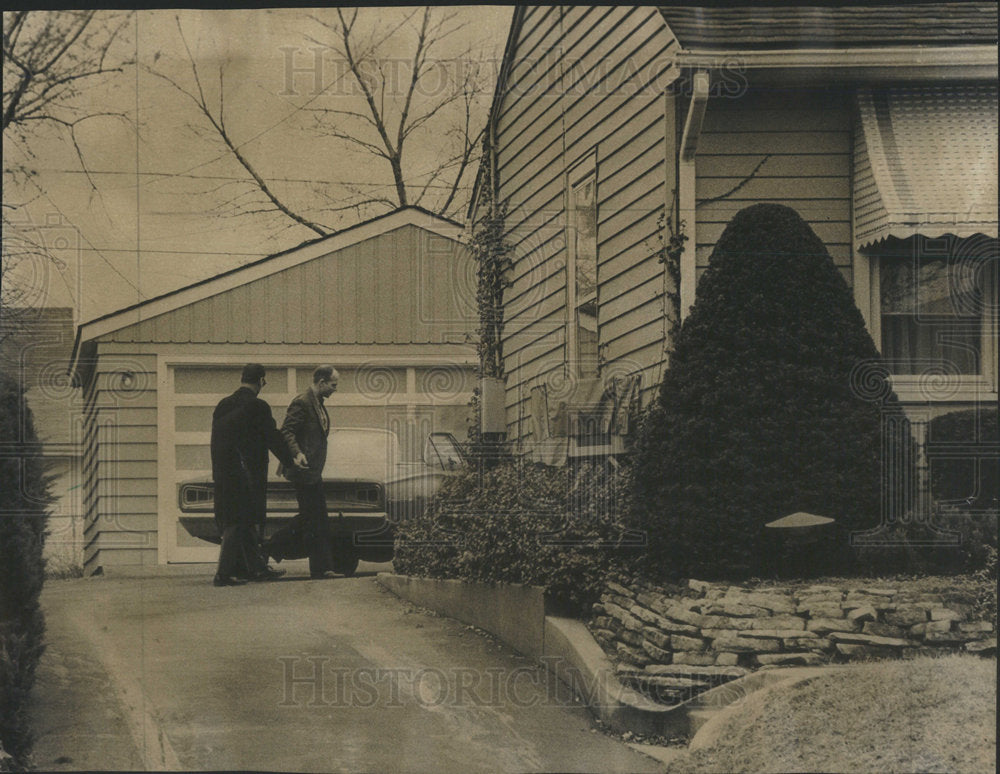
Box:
[211,363,304,586]
[279,365,338,578]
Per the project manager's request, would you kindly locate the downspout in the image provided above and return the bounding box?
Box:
[678,70,709,320]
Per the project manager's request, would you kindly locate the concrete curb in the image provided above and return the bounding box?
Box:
[376,573,801,738]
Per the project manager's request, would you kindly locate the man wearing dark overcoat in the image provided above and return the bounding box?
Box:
[211,363,304,586]
[279,365,338,578]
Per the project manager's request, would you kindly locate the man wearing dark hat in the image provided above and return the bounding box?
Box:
[210,363,305,586]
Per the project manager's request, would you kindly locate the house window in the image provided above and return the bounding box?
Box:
[567,154,598,375]
[871,237,998,389]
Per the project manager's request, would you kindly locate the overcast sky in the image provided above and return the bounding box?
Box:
[4,7,513,325]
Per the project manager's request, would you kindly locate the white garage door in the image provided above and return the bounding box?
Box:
[157,360,473,563]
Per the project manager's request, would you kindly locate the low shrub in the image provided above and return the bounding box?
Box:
[0,372,52,769]
[394,458,638,615]
[852,506,998,578]
[927,408,999,510]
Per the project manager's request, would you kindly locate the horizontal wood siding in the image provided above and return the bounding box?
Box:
[108,226,475,347]
[82,348,158,572]
[695,87,853,276]
[494,7,678,440]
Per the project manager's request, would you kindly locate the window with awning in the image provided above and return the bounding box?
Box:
[854,86,998,394]
[854,85,997,247]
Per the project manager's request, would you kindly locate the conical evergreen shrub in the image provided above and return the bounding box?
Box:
[631,203,905,580]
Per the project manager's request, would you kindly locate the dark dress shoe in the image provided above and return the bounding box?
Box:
[250,566,286,581]
[213,575,247,587]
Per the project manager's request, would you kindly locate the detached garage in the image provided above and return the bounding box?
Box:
[69,208,478,573]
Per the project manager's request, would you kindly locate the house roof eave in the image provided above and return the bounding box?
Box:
[676,44,998,83]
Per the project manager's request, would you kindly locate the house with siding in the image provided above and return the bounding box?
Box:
[470,3,997,460]
[69,208,478,573]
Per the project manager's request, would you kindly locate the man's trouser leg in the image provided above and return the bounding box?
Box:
[295,480,333,576]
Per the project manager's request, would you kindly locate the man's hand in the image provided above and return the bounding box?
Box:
[293,452,309,469]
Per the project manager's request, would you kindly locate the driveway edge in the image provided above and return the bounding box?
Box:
[376,573,757,738]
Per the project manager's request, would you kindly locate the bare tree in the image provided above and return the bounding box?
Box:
[2,10,132,341]
[151,7,490,237]
[304,7,487,219]
[3,10,132,186]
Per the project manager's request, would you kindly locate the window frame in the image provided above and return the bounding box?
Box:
[865,237,998,402]
[565,150,599,375]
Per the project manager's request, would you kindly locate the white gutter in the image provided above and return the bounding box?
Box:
[677,45,998,81]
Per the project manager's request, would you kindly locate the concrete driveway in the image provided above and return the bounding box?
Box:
[31,562,662,773]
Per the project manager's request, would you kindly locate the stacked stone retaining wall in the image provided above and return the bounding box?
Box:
[590,579,997,670]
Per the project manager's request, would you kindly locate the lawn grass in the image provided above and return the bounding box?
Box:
[666,655,996,774]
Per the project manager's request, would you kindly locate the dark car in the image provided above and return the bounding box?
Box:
[178,428,465,575]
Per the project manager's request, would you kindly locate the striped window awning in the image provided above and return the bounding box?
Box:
[854,86,998,248]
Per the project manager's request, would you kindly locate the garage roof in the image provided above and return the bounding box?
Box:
[69,207,464,378]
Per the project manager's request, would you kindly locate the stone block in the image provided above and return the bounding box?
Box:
[715,652,740,666]
[601,594,634,611]
[670,653,717,666]
[924,630,972,645]
[591,603,607,616]
[615,663,643,677]
[847,605,878,624]
[756,652,825,667]
[688,578,711,595]
[642,627,671,651]
[798,603,845,618]
[591,616,615,631]
[958,621,994,634]
[835,643,895,659]
[909,619,952,637]
[642,639,673,663]
[829,631,911,648]
[929,608,963,622]
[713,635,780,653]
[741,629,817,640]
[591,628,615,646]
[635,592,665,613]
[704,603,769,618]
[885,608,928,628]
[723,592,796,614]
[663,604,705,628]
[700,615,752,630]
[966,638,997,656]
[671,635,706,652]
[606,581,634,599]
[749,615,805,631]
[620,629,645,648]
[632,674,708,690]
[615,642,650,666]
[862,621,906,639]
[807,618,859,635]
[605,603,644,632]
[630,604,663,627]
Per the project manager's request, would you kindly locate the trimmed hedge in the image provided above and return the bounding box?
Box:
[631,203,909,581]
[927,408,999,510]
[0,372,51,769]
[393,458,636,615]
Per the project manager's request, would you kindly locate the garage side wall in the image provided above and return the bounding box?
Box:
[81,347,159,572]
